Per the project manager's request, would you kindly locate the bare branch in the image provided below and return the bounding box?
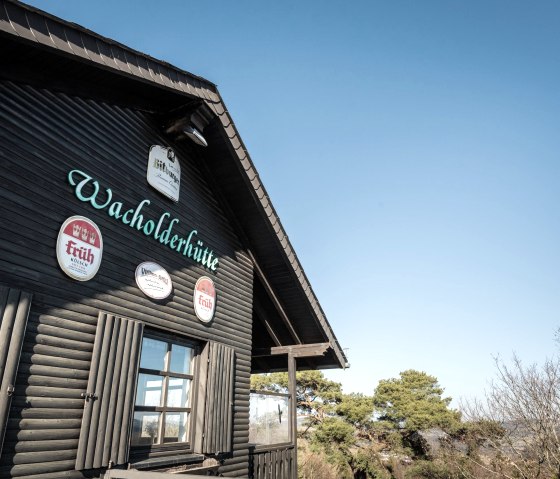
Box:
[461,354,560,478]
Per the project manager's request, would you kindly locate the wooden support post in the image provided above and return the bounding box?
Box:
[288,353,297,478]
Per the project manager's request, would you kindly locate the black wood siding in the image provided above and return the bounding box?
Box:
[0,80,253,478]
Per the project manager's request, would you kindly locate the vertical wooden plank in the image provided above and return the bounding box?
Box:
[117,320,143,465]
[110,320,133,463]
[255,452,259,479]
[0,287,13,383]
[213,342,223,453]
[290,447,295,479]
[203,344,213,453]
[93,317,120,468]
[209,343,217,453]
[204,342,217,453]
[75,313,107,470]
[261,451,266,479]
[0,287,32,457]
[225,348,234,452]
[266,451,271,479]
[101,319,127,466]
[193,343,209,453]
[84,315,115,469]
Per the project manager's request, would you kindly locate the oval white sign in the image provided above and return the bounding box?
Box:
[57,216,103,281]
[135,262,173,300]
[194,276,216,323]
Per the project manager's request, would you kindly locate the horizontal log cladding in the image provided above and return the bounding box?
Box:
[0,459,78,477]
[0,77,256,479]
[4,439,79,454]
[3,429,80,443]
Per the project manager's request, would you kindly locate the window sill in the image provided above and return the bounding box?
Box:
[130,453,205,470]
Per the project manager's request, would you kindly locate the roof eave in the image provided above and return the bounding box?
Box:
[0,0,347,369]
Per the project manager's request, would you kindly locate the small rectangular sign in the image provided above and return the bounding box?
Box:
[147,145,181,202]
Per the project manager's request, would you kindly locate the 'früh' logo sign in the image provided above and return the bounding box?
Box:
[56,216,103,281]
[194,276,216,323]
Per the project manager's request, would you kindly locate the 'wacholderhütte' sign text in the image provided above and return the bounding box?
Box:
[67,169,219,271]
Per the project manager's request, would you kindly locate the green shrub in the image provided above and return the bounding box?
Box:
[351,449,391,479]
[404,459,459,479]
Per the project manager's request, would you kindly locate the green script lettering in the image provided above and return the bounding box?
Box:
[67,169,219,272]
[108,201,123,219]
[68,170,113,209]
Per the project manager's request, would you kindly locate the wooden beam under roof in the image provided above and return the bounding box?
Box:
[253,301,281,346]
[249,250,302,345]
[252,342,331,359]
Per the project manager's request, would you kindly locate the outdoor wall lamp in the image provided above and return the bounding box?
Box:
[183,125,208,147]
[163,101,213,147]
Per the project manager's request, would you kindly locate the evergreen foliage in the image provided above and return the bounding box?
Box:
[373,370,461,431]
[337,393,375,427]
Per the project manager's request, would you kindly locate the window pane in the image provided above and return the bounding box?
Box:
[249,393,290,445]
[163,412,189,443]
[169,344,193,374]
[167,378,190,408]
[136,373,163,406]
[131,412,161,446]
[140,337,167,371]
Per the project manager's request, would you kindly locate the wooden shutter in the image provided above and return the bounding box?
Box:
[195,342,235,455]
[0,286,32,457]
[75,313,143,470]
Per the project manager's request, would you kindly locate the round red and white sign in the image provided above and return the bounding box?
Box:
[56,216,103,281]
[135,262,173,300]
[194,276,216,323]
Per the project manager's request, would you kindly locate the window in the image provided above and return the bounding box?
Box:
[131,334,197,447]
[77,316,233,470]
[249,391,290,445]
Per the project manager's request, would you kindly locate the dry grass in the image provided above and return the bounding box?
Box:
[298,439,342,479]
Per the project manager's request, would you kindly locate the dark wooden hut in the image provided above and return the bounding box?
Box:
[0,1,347,477]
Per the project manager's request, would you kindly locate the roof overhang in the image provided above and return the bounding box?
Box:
[0,0,348,370]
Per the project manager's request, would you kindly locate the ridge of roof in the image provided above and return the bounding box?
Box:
[0,0,347,368]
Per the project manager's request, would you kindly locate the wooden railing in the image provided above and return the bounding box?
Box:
[105,470,239,478]
[250,444,296,479]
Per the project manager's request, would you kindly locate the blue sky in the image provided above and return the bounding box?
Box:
[24,0,560,405]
